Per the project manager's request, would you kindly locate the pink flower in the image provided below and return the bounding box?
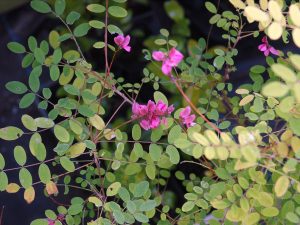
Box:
[114,34,131,52]
[258,36,279,56]
[180,106,196,128]
[132,100,174,130]
[152,48,183,75]
[47,219,55,225]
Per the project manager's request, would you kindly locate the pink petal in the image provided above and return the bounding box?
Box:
[258,44,267,51]
[269,47,279,56]
[123,35,131,46]
[150,116,160,129]
[168,48,183,66]
[140,119,150,130]
[167,105,175,114]
[264,49,270,56]
[161,62,172,75]
[114,35,124,46]
[152,51,165,61]
[156,100,167,115]
[124,46,131,52]
[180,106,191,119]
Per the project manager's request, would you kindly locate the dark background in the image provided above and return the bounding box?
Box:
[0,0,296,224]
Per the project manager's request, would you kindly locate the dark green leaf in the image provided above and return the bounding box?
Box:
[5,81,28,94]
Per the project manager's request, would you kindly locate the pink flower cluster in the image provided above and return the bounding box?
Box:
[114,34,131,52]
[152,48,184,75]
[132,100,174,130]
[258,36,279,56]
[179,106,196,128]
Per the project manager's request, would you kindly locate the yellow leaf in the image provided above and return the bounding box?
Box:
[246,0,255,5]
[244,6,270,22]
[293,83,300,103]
[259,0,268,10]
[192,132,210,146]
[6,183,20,193]
[104,129,116,140]
[216,146,229,160]
[205,130,220,145]
[236,88,250,95]
[289,4,300,27]
[49,31,60,49]
[290,54,300,71]
[275,142,289,157]
[88,196,103,207]
[268,0,283,22]
[291,136,300,153]
[88,114,105,131]
[229,0,246,9]
[274,176,289,197]
[239,95,254,106]
[204,146,215,160]
[46,181,58,195]
[267,22,283,40]
[292,28,300,47]
[271,64,297,83]
[68,142,87,158]
[24,186,35,204]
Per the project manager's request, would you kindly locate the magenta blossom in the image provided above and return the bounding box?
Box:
[132,100,174,130]
[114,34,131,52]
[180,106,196,128]
[258,36,279,56]
[152,48,184,75]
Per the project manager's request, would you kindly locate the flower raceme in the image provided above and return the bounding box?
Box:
[179,106,196,128]
[258,36,279,56]
[114,34,131,52]
[152,48,184,75]
[132,100,174,130]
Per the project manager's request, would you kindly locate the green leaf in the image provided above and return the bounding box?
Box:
[54,0,65,16]
[34,48,45,64]
[74,23,91,37]
[118,187,130,203]
[0,153,5,170]
[140,200,156,211]
[146,164,156,180]
[7,42,26,54]
[214,56,225,69]
[93,41,105,49]
[38,164,51,184]
[289,118,300,136]
[133,181,149,198]
[54,125,70,143]
[107,24,123,35]
[149,144,162,161]
[0,126,23,141]
[0,172,8,191]
[68,203,83,215]
[182,201,195,212]
[66,11,80,25]
[205,2,217,13]
[132,124,141,141]
[50,65,60,81]
[19,93,36,108]
[60,156,75,172]
[78,105,95,117]
[164,0,184,22]
[19,168,32,188]
[108,6,128,18]
[14,146,27,166]
[28,36,37,51]
[286,212,300,223]
[29,72,40,92]
[22,114,37,131]
[107,182,121,197]
[261,207,279,217]
[113,210,125,224]
[166,145,180,164]
[30,0,52,13]
[5,81,27,94]
[134,213,149,223]
[154,91,168,105]
[89,21,105,29]
[87,4,105,13]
